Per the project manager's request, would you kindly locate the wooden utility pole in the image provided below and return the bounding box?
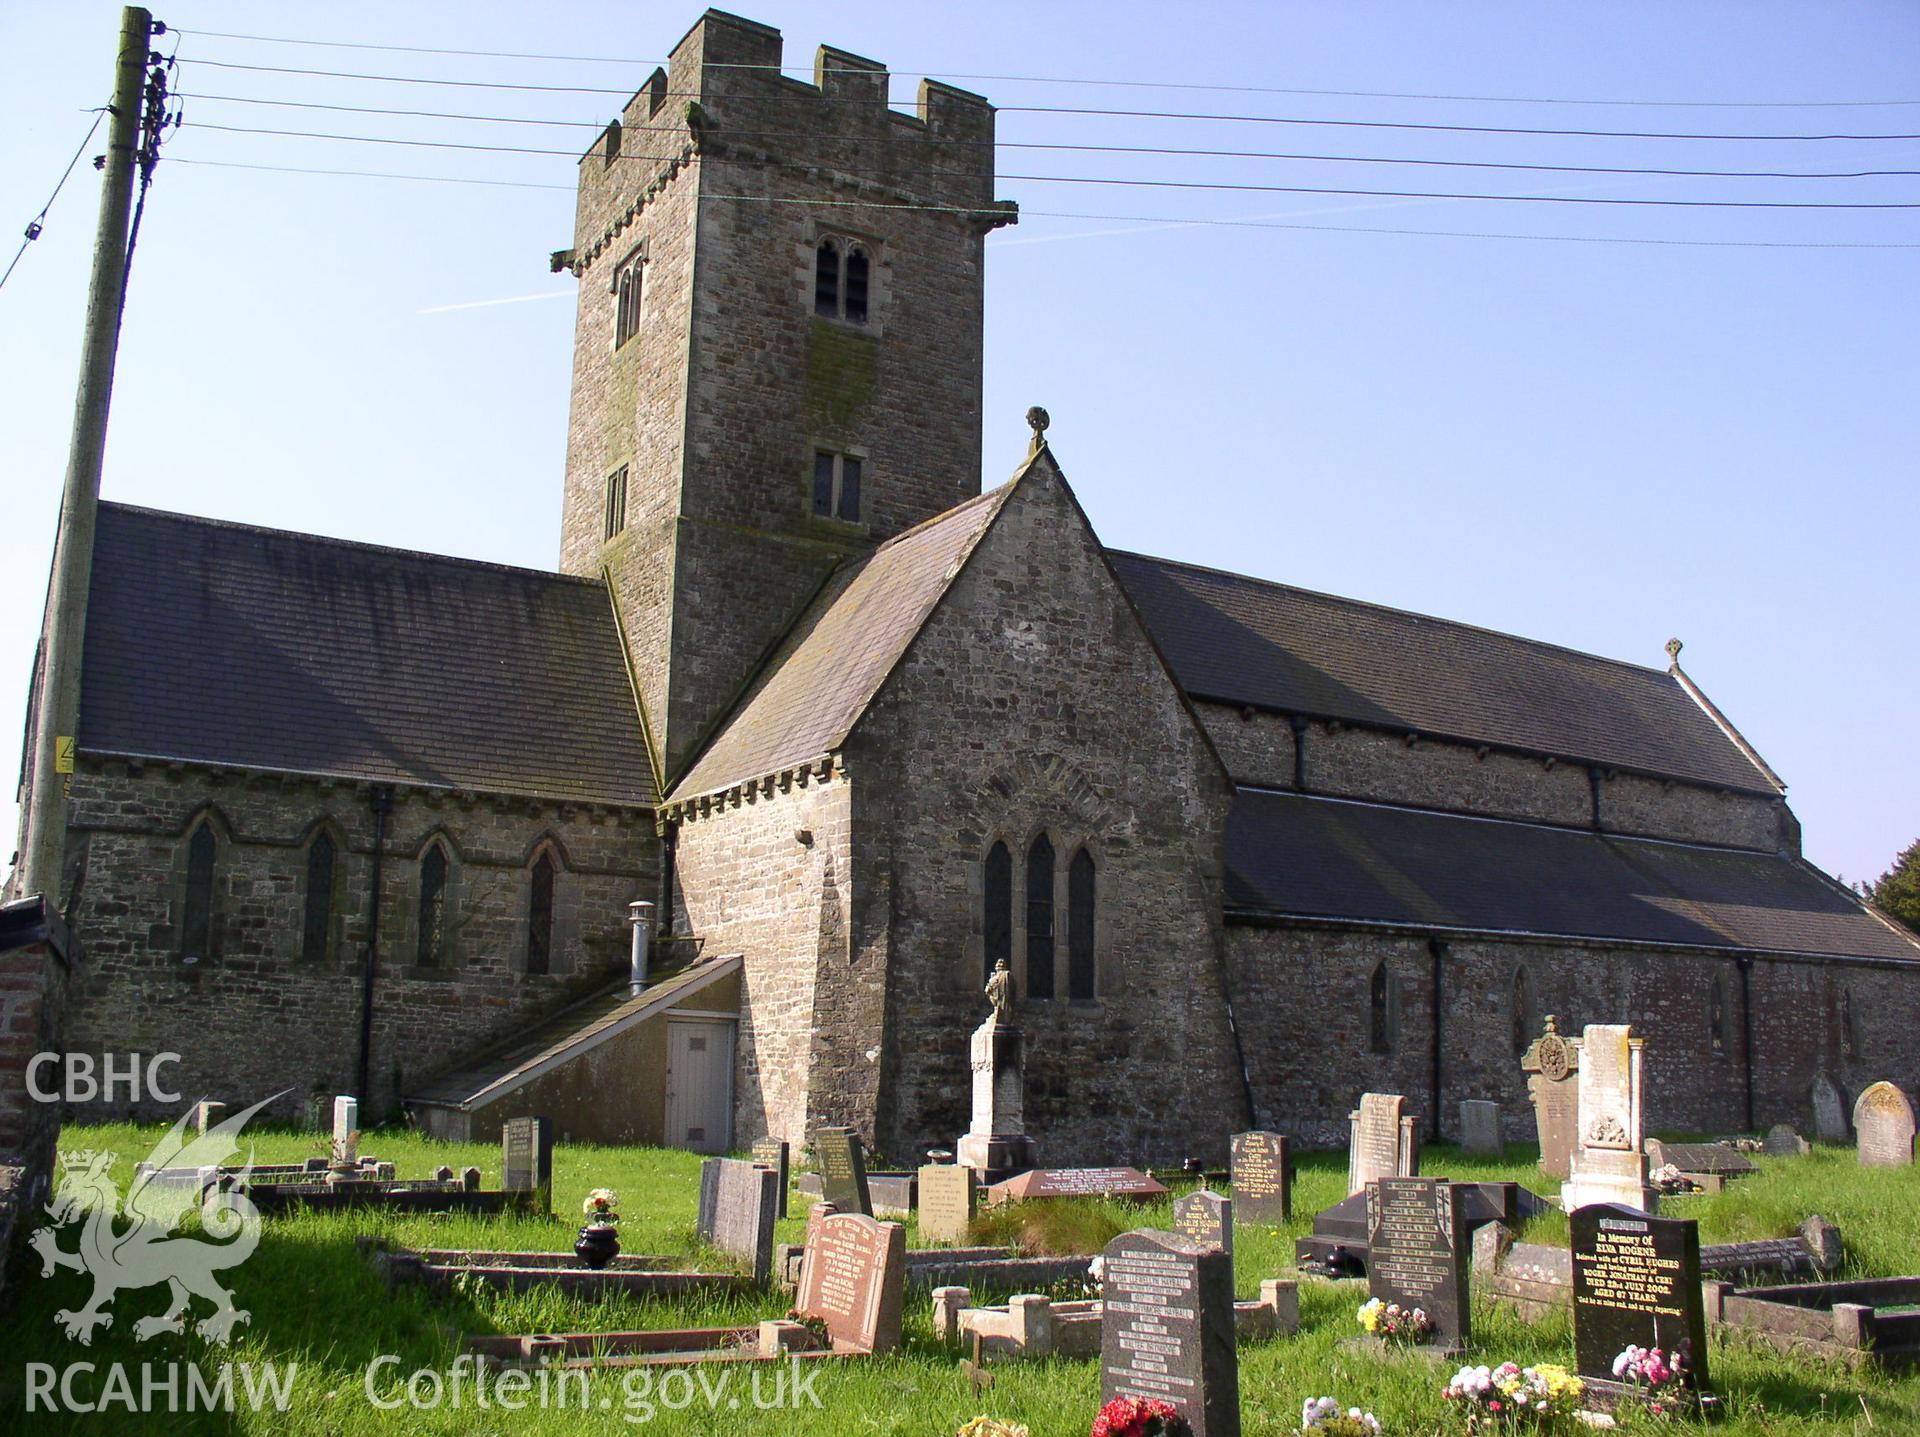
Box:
[19,7,152,904]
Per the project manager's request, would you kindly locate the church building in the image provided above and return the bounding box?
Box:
[13,9,1917,1165]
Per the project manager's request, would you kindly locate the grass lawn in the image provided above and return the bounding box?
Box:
[4,1125,1918,1434]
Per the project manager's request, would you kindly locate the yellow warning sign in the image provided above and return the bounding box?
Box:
[55,736,75,774]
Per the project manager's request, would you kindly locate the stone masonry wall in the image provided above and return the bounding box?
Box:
[57,758,656,1122]
[672,769,851,1149]
[1194,703,1791,851]
[855,455,1245,1167]
[1226,921,1920,1149]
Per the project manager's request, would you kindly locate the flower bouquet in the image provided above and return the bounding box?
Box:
[1612,1344,1692,1418]
[1357,1297,1433,1345]
[1299,1395,1384,1435]
[1442,1360,1583,1431]
[574,1187,621,1269]
[1090,1395,1192,1437]
[582,1186,620,1228]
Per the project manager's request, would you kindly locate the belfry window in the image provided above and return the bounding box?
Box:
[181,822,216,960]
[527,851,556,976]
[302,831,336,963]
[983,841,1012,985]
[1068,847,1096,1000]
[814,235,870,323]
[418,843,449,968]
[613,250,644,346]
[604,464,629,540]
[1026,835,1055,1001]
[811,450,862,522]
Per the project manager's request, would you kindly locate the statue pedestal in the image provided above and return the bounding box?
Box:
[956,1017,1034,1180]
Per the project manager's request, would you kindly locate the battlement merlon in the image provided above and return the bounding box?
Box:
[568,9,1013,274]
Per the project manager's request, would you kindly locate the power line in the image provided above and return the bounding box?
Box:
[175,95,1920,180]
[167,28,1920,109]
[1,107,110,294]
[163,156,1920,249]
[174,60,1920,141]
[180,122,1920,208]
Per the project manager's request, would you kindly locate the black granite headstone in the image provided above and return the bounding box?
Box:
[1099,1229,1239,1437]
[1229,1131,1291,1225]
[811,1125,872,1217]
[751,1137,790,1218]
[1173,1189,1232,1255]
[1571,1203,1710,1394]
[500,1116,553,1211]
[1366,1177,1470,1350]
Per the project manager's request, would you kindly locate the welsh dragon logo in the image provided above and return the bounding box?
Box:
[30,1091,286,1345]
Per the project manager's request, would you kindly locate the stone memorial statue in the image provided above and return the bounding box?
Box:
[958,958,1036,1179]
[986,956,1014,1023]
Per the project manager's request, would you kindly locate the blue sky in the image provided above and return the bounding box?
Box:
[3,1,1915,887]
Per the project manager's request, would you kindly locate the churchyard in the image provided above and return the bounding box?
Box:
[10,1116,1920,1434]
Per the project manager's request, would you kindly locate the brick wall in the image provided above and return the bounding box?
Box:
[57,759,656,1121]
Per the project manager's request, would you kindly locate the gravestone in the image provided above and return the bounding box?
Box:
[1763,1124,1810,1158]
[1347,1092,1419,1196]
[794,1208,907,1353]
[1099,1229,1239,1437]
[501,1116,554,1211]
[985,1167,1168,1204]
[1645,1140,1756,1184]
[697,1157,781,1285]
[1522,1014,1582,1180]
[332,1095,358,1144]
[1459,1100,1502,1156]
[1562,1024,1654,1213]
[956,957,1037,1177]
[811,1125,872,1216]
[194,1100,226,1135]
[751,1137,790,1218]
[1366,1177,1470,1351]
[1811,1074,1847,1143]
[917,1160,976,1245]
[1571,1203,1709,1396]
[1229,1131,1290,1225]
[1854,1081,1916,1168]
[1173,1189,1232,1256]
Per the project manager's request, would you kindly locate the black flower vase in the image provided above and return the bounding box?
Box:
[575,1224,619,1270]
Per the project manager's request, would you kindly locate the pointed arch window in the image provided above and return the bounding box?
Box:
[302,831,336,963]
[417,843,448,968]
[527,851,557,976]
[813,234,871,324]
[1709,975,1728,1056]
[1369,961,1393,1054]
[181,822,216,960]
[1025,835,1055,1001]
[844,244,869,323]
[1068,847,1096,1000]
[1511,965,1534,1058]
[814,238,841,317]
[613,248,645,347]
[983,841,1012,986]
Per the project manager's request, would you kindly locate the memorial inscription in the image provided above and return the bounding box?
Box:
[1173,1190,1232,1256]
[1229,1131,1290,1225]
[1366,1178,1470,1350]
[1570,1203,1709,1392]
[1098,1230,1239,1437]
[812,1126,872,1216]
[751,1137,790,1218]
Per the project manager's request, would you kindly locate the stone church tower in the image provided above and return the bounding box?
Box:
[556,9,1016,779]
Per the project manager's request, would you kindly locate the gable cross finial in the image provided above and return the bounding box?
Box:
[1025,405,1050,457]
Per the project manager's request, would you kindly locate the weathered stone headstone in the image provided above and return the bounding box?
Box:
[193,1100,225,1135]
[1459,1100,1502,1156]
[1645,1140,1756,1183]
[332,1095,358,1145]
[1229,1131,1290,1225]
[1099,1229,1239,1437]
[698,1157,781,1285]
[1173,1189,1233,1255]
[1562,1025,1653,1213]
[793,1207,906,1353]
[956,958,1037,1177]
[1854,1081,1916,1169]
[1763,1124,1810,1158]
[917,1160,976,1245]
[750,1137,790,1218]
[1366,1177,1470,1351]
[984,1167,1167,1205]
[1347,1092,1419,1196]
[811,1126,872,1216]
[1571,1203,1709,1395]
[501,1116,554,1211]
[1522,1014,1581,1180]
[1811,1074,1847,1143]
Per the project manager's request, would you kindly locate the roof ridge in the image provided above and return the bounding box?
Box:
[1110,546,1675,684]
[100,501,604,587]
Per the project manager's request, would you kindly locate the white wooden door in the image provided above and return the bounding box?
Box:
[665,1019,735,1154]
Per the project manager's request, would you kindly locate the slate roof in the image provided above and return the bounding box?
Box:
[669,482,1014,802]
[407,956,741,1110]
[78,504,656,806]
[1225,789,1920,962]
[1109,552,1776,794]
